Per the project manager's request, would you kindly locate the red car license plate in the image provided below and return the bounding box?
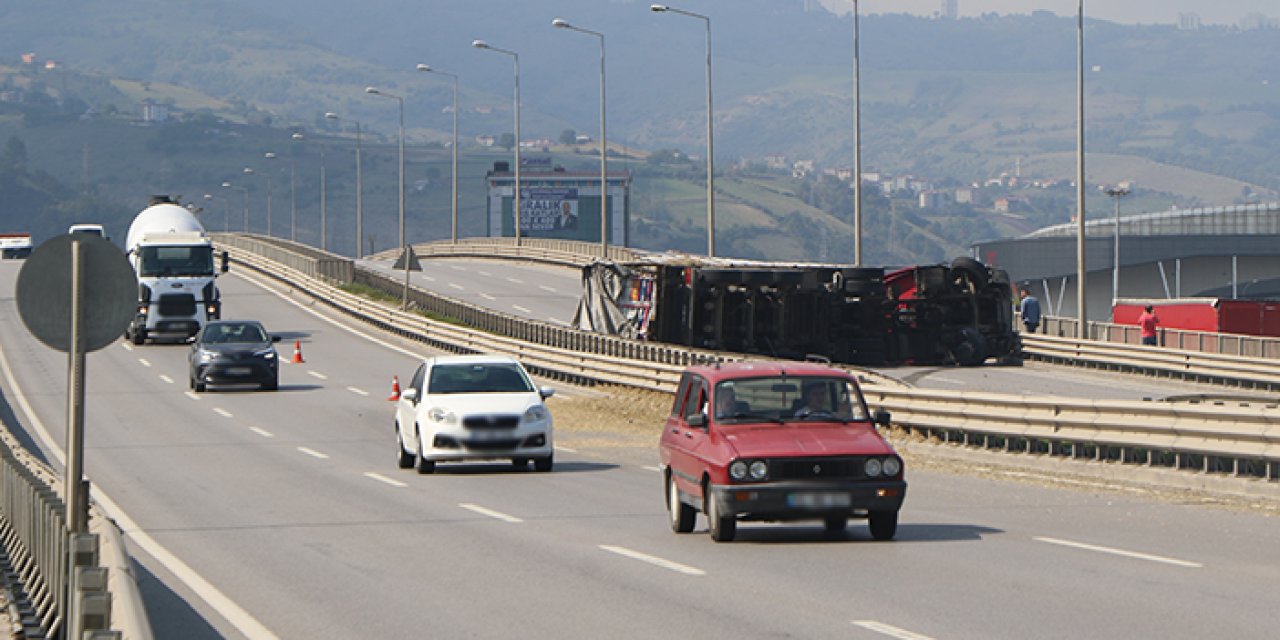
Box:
[787,492,852,509]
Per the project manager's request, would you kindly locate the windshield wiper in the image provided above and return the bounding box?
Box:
[725,412,784,424]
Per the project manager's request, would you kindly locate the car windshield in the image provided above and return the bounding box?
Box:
[428,363,534,394]
[202,323,267,344]
[714,376,869,423]
[138,245,214,277]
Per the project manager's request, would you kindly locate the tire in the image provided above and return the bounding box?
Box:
[130,327,146,346]
[950,256,989,289]
[261,375,278,391]
[706,490,736,542]
[533,454,553,473]
[414,431,435,474]
[823,517,848,534]
[511,458,529,470]
[667,473,696,534]
[869,510,898,541]
[395,426,413,469]
[193,377,207,393]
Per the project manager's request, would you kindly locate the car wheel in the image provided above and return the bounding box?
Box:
[414,430,435,474]
[193,377,206,393]
[130,328,146,346]
[667,473,695,534]
[395,425,413,469]
[511,458,529,470]
[533,454,553,473]
[261,375,278,391]
[868,510,898,541]
[823,517,848,534]
[706,490,736,542]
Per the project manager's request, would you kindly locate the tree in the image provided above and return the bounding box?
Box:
[558,129,577,145]
[2,136,28,169]
[498,133,515,151]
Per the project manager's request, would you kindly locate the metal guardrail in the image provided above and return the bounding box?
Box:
[218,237,1279,490]
[363,237,643,269]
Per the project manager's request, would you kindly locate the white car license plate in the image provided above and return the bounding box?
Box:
[471,430,504,441]
[226,367,252,376]
[787,492,852,509]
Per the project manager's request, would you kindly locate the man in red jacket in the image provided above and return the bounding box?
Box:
[1138,305,1160,346]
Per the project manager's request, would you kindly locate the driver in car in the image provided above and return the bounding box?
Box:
[794,382,830,418]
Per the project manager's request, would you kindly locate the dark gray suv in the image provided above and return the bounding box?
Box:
[188,320,280,392]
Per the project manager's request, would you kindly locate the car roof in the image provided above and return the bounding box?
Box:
[685,361,855,383]
[426,354,522,367]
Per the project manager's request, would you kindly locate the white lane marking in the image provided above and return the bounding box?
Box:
[852,620,936,640]
[138,358,152,368]
[421,275,436,282]
[448,282,465,291]
[158,375,174,384]
[346,386,369,397]
[213,408,234,419]
[478,270,492,277]
[929,376,966,385]
[249,427,275,438]
[555,446,578,454]
[297,447,330,460]
[538,285,557,293]
[479,293,496,301]
[307,371,328,380]
[512,305,532,314]
[184,392,202,401]
[598,545,705,576]
[365,472,408,488]
[0,334,280,639]
[450,265,466,271]
[505,277,524,284]
[547,318,569,326]
[459,503,523,524]
[1034,537,1202,568]
[120,342,134,352]
[642,465,662,473]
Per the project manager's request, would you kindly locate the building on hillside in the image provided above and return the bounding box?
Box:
[955,188,974,204]
[475,135,495,147]
[141,99,169,123]
[484,162,631,246]
[792,160,815,179]
[940,0,958,20]
[764,154,788,170]
[1178,13,1202,30]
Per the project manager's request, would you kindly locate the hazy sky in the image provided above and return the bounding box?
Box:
[821,1,1278,26]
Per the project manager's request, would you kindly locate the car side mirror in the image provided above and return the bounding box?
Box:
[539,386,555,400]
[401,388,419,403]
[220,251,230,273]
[185,335,198,345]
[873,409,891,427]
[687,413,707,428]
[270,335,282,343]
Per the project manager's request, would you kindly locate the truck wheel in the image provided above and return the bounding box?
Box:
[950,257,989,288]
[130,328,146,346]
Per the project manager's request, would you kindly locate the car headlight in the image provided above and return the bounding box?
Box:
[748,460,769,481]
[729,460,749,481]
[522,405,550,423]
[426,407,457,424]
[254,348,276,360]
[864,458,883,477]
[197,349,218,363]
[882,457,902,477]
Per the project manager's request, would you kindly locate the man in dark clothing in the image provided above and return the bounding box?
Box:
[1019,288,1041,334]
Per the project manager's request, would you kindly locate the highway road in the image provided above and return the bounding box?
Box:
[0,259,1276,639]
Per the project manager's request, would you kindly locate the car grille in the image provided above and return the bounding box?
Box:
[768,456,868,481]
[462,415,520,430]
[158,293,196,316]
[463,438,522,451]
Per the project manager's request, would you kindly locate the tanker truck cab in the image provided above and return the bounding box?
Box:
[124,196,229,345]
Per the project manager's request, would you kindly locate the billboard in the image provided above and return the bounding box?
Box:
[520,188,579,233]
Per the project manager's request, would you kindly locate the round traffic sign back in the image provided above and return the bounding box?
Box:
[16,234,136,353]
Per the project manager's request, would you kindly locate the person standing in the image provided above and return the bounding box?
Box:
[1019,288,1041,334]
[1138,304,1160,346]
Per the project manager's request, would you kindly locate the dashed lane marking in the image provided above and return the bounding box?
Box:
[448,283,465,291]
[852,620,936,640]
[459,503,523,524]
[158,375,174,384]
[346,387,369,397]
[1034,537,1202,568]
[538,285,557,293]
[249,427,275,438]
[479,293,496,301]
[184,392,201,401]
[512,305,532,314]
[297,447,330,460]
[555,446,578,454]
[598,545,705,576]
[307,371,328,380]
[138,358,152,367]
[365,472,408,488]
[547,318,569,326]
[642,466,662,473]
[478,270,492,277]
[505,277,524,284]
[213,408,234,419]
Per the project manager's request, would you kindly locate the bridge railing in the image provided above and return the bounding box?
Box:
[218,237,1279,492]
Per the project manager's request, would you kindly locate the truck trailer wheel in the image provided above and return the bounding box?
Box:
[129,327,146,345]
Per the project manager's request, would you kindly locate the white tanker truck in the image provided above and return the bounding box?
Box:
[124,196,227,345]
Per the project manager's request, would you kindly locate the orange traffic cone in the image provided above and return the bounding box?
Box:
[291,339,305,364]
[387,376,401,401]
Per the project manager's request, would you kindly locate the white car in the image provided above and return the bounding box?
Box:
[394,354,555,473]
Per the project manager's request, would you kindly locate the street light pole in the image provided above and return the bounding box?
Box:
[366,87,408,308]
[852,0,863,266]
[473,40,522,247]
[264,152,277,237]
[1106,186,1129,308]
[1076,0,1088,337]
[553,18,610,257]
[651,4,714,257]
[320,140,328,251]
[241,167,255,231]
[326,112,366,258]
[416,64,460,245]
[291,133,303,242]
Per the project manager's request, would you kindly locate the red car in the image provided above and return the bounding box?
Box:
[660,361,906,542]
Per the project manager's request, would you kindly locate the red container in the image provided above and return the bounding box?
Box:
[1113,298,1280,337]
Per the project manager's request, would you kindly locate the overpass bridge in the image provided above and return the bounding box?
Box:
[974,201,1280,320]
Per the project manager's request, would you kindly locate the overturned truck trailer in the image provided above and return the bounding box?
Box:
[572,255,1018,366]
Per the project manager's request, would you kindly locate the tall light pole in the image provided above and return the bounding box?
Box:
[651,4,714,257]
[326,112,365,258]
[1106,185,1129,308]
[291,133,303,242]
[416,64,460,245]
[222,182,248,234]
[473,39,522,247]
[320,139,328,251]
[1076,0,1088,336]
[263,152,276,237]
[366,86,408,309]
[851,0,863,266]
[241,167,255,231]
[552,18,610,256]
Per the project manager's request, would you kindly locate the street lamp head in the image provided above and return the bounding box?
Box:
[243,167,254,175]
[416,63,431,72]
[325,112,339,120]
[221,182,232,188]
[365,86,380,95]
[264,152,276,159]
[292,133,304,140]
[472,39,489,49]
[203,194,212,200]
[650,4,669,12]
[552,18,570,28]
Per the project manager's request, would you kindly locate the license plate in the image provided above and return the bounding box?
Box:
[787,492,852,509]
[226,367,252,376]
[470,430,504,441]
